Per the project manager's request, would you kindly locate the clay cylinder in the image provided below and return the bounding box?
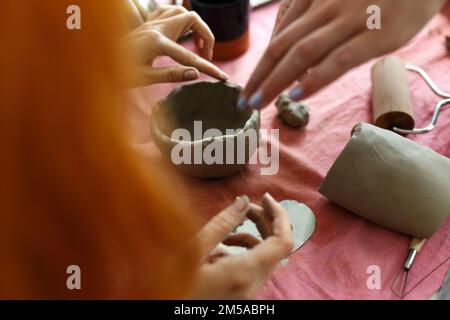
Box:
[319,123,450,239]
[372,56,415,132]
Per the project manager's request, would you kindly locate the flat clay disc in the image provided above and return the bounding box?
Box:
[219,200,316,256]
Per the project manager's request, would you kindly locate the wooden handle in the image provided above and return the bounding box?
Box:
[371,56,415,133]
[410,238,426,252]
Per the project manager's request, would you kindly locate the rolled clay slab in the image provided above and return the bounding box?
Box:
[319,123,450,239]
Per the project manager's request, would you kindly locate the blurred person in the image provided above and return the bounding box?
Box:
[0,1,292,299]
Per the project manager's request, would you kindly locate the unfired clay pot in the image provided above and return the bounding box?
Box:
[151,81,260,178]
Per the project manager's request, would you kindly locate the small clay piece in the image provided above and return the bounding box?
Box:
[319,123,450,239]
[151,81,260,178]
[219,199,316,257]
[275,93,310,128]
[446,35,450,51]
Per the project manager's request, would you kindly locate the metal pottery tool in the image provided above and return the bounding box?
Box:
[371,56,450,298]
[319,123,450,297]
[391,238,426,297]
[372,57,450,135]
[394,64,450,134]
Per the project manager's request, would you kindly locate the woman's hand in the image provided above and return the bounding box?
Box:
[125,5,228,87]
[189,194,293,300]
[238,0,447,111]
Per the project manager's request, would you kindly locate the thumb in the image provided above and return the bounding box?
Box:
[196,196,250,260]
[141,66,200,85]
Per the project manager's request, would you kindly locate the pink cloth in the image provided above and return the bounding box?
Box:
[128,3,450,299]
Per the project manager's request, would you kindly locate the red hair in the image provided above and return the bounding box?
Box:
[0,0,199,299]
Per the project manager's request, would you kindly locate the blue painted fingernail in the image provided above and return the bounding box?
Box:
[237,96,248,111]
[288,86,304,100]
[248,91,264,110]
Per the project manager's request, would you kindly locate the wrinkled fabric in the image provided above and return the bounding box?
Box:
[128,3,450,300]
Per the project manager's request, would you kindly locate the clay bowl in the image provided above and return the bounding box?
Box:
[150,81,260,178]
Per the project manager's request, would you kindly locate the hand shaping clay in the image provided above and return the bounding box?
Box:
[220,200,316,257]
[319,123,450,239]
[151,81,260,178]
[275,93,310,128]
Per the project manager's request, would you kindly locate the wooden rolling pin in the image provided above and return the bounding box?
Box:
[371,56,415,133]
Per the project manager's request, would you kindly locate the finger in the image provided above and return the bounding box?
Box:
[239,4,335,109]
[247,203,272,239]
[125,0,145,29]
[196,196,250,260]
[131,0,153,21]
[246,193,293,267]
[138,65,199,85]
[146,6,163,21]
[167,11,215,60]
[193,33,205,54]
[157,5,188,20]
[260,193,291,240]
[291,30,390,99]
[207,244,230,263]
[146,5,186,21]
[189,12,215,61]
[272,0,312,38]
[159,36,228,80]
[272,0,294,38]
[244,17,364,110]
[223,233,261,249]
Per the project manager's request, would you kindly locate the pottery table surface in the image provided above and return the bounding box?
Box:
[128,3,450,299]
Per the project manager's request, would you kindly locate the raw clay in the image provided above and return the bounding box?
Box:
[150,81,260,178]
[319,123,450,239]
[275,93,310,128]
[220,200,316,256]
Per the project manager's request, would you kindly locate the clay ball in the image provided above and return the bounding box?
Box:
[275,93,310,128]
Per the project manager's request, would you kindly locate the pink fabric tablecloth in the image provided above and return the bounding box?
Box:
[128,3,450,299]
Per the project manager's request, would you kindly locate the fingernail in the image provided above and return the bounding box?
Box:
[261,193,275,218]
[237,96,248,111]
[262,192,273,201]
[233,195,249,212]
[220,71,229,81]
[248,91,264,110]
[184,69,199,81]
[262,192,276,206]
[288,86,304,100]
